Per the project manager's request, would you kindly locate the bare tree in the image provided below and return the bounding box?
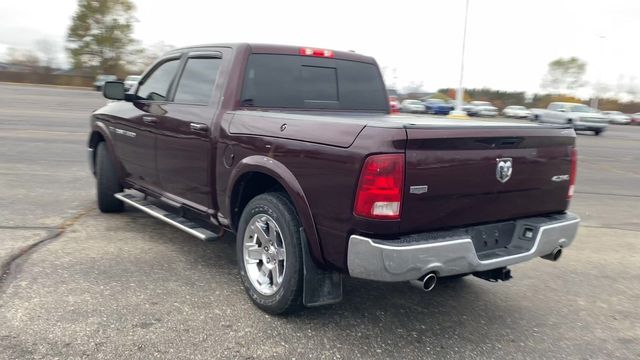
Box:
[125,41,175,74]
[402,81,425,94]
[5,47,41,67]
[541,57,587,94]
[35,38,59,72]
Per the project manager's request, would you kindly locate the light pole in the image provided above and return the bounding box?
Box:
[591,34,606,110]
[448,0,470,119]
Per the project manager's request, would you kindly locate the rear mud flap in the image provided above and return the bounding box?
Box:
[300,228,343,307]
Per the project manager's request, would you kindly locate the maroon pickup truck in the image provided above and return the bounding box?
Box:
[89,43,580,314]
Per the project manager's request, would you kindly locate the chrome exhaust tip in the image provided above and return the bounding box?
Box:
[409,272,438,292]
[541,247,563,262]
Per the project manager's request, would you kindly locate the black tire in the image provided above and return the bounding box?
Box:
[96,142,124,213]
[594,129,603,136]
[236,192,303,315]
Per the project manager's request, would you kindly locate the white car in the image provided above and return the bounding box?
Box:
[468,101,498,117]
[601,111,631,125]
[400,99,426,113]
[124,75,142,91]
[538,102,609,135]
[503,105,532,119]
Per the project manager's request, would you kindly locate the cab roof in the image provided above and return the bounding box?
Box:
[167,43,377,64]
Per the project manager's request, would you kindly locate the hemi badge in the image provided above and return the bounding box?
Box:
[410,185,429,194]
[551,175,570,182]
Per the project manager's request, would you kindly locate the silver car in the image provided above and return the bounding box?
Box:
[93,75,117,91]
[124,75,142,91]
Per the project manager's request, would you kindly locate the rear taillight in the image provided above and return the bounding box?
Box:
[299,47,334,58]
[354,154,405,220]
[568,147,577,199]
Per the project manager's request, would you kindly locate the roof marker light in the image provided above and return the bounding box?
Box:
[299,47,334,58]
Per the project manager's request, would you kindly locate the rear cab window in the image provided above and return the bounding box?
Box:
[240,54,388,112]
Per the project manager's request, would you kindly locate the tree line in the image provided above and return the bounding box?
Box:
[432,57,640,113]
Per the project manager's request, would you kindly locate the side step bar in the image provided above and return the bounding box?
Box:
[114,192,220,241]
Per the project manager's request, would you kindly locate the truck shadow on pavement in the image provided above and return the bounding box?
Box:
[117,210,522,338]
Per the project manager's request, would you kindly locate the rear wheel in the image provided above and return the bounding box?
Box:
[236,192,304,315]
[594,129,603,136]
[96,142,124,213]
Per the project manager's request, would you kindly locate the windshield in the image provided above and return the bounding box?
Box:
[511,106,526,110]
[241,54,388,111]
[426,99,444,104]
[570,105,594,113]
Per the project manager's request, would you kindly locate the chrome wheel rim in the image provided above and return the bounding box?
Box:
[243,214,286,296]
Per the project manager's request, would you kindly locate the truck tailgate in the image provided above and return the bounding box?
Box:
[401,127,575,234]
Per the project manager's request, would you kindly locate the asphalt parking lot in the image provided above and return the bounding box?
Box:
[0,83,638,359]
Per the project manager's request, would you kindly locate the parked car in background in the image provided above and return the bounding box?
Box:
[601,111,631,125]
[388,96,400,113]
[503,105,532,119]
[124,75,141,91]
[631,113,640,125]
[468,101,498,117]
[530,108,546,121]
[94,75,118,91]
[422,99,453,115]
[400,99,426,113]
[537,102,609,135]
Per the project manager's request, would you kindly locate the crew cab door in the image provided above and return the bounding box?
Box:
[112,57,181,190]
[155,50,226,210]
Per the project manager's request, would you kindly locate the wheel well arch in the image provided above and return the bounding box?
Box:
[229,171,286,231]
[89,131,105,148]
[226,162,326,267]
[88,131,106,175]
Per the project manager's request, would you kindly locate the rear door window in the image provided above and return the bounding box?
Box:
[174,57,222,105]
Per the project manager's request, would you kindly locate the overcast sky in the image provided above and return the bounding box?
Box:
[0,0,637,95]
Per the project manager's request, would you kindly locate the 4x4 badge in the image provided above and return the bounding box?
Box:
[496,158,513,183]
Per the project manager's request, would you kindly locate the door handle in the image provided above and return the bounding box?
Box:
[190,123,209,132]
[142,116,157,124]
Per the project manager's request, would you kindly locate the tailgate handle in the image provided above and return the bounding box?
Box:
[477,137,524,148]
[499,139,520,146]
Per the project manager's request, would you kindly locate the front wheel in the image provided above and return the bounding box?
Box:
[96,142,124,213]
[236,192,304,315]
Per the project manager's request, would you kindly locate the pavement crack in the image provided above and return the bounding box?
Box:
[0,225,59,230]
[0,206,95,295]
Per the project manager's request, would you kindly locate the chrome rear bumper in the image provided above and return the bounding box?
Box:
[347,213,580,282]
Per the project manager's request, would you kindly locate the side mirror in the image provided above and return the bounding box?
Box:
[103,81,126,100]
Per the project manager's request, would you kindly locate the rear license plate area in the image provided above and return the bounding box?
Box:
[467,222,516,253]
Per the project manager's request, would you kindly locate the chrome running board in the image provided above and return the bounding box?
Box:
[114,192,220,241]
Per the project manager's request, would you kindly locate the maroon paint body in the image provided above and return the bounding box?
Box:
[89,43,576,273]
